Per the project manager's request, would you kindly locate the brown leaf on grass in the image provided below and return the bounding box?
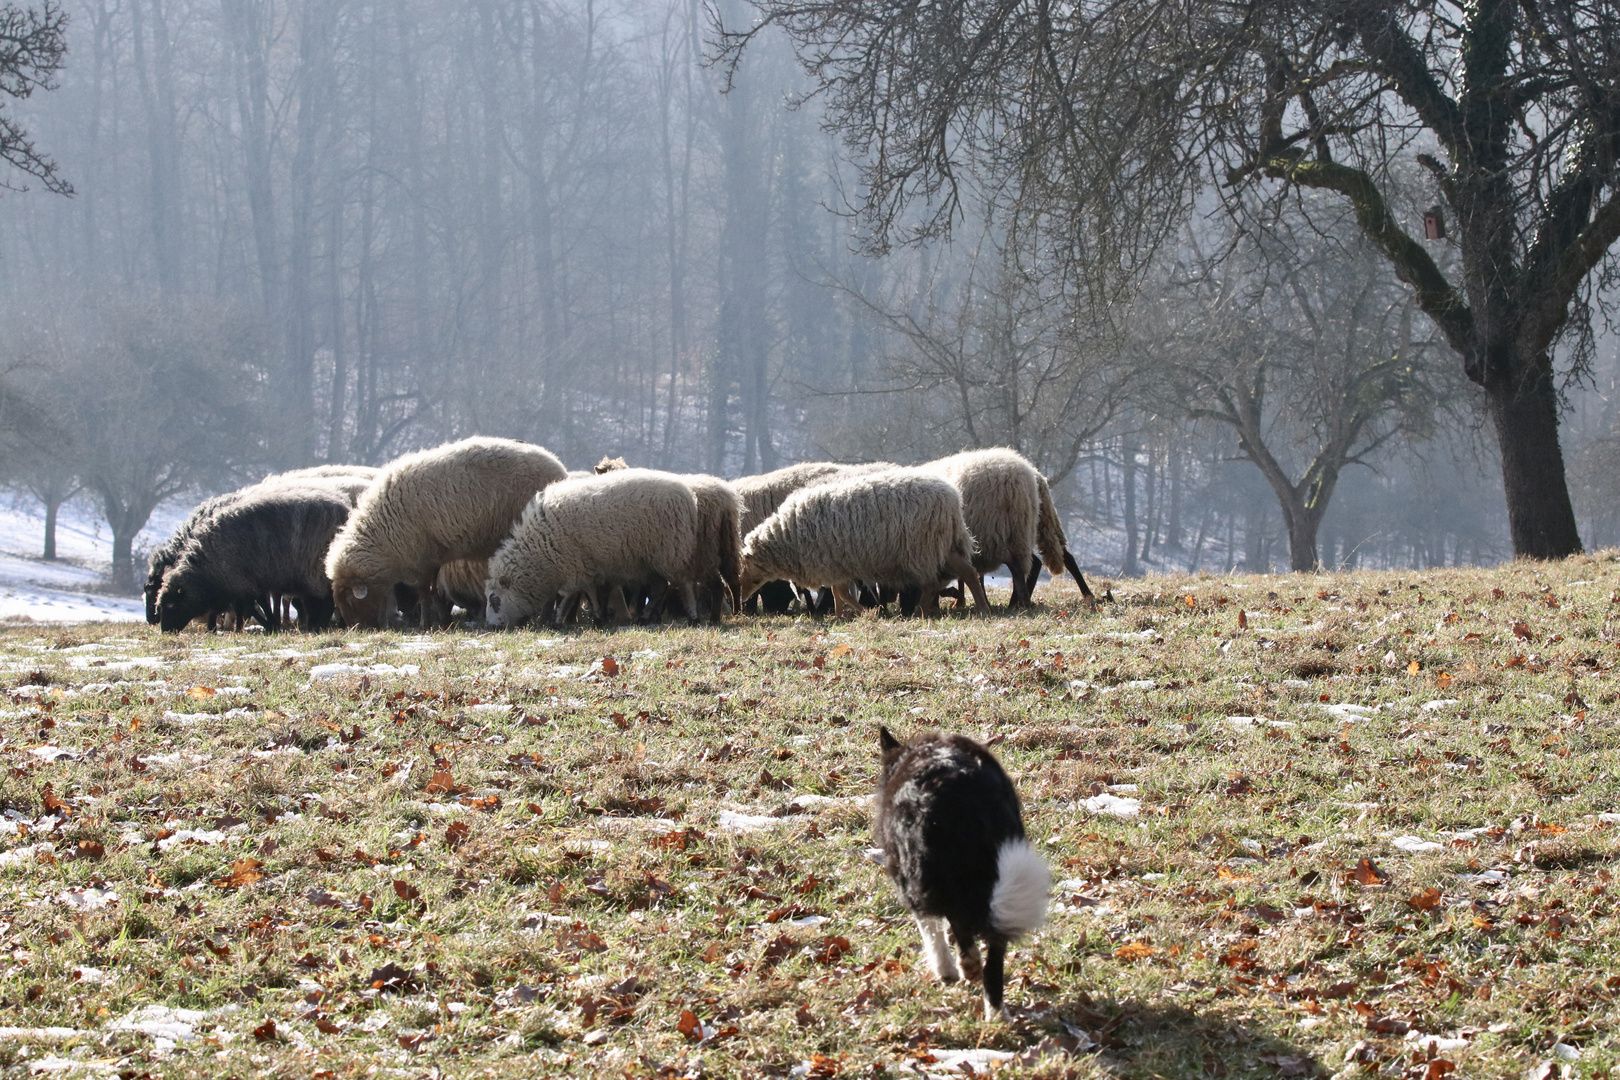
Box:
[315,1018,341,1035]
[677,1009,702,1041]
[1421,1061,1456,1080]
[1224,775,1254,796]
[393,880,420,902]
[1237,609,1247,629]
[40,785,71,819]
[700,942,723,963]
[423,770,469,796]
[444,820,470,849]
[368,961,415,992]
[743,885,782,903]
[1434,672,1453,689]
[1407,887,1443,912]
[203,939,231,959]
[828,643,852,658]
[600,655,620,677]
[75,840,105,861]
[252,1018,277,1042]
[1347,858,1389,887]
[760,934,797,972]
[813,936,852,964]
[1505,655,1526,667]
[1407,660,1422,676]
[398,1031,434,1051]
[213,858,265,890]
[1512,621,1534,641]
[1114,942,1159,961]
[188,686,216,699]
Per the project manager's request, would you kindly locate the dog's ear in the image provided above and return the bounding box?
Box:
[879,726,900,752]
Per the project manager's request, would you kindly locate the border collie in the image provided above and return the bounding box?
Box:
[875,727,1051,1018]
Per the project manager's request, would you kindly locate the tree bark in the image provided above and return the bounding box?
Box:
[43,499,59,561]
[1120,437,1139,577]
[1486,367,1583,559]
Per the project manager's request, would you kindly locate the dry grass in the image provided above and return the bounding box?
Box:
[1,555,1619,1079]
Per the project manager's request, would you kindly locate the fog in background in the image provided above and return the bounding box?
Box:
[1,0,1619,591]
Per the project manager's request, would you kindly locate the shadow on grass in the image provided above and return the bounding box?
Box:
[1015,992,1324,1079]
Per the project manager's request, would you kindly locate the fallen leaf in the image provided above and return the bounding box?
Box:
[1114,942,1160,961]
[315,1019,341,1035]
[253,1018,277,1042]
[75,840,105,861]
[423,770,468,796]
[1434,672,1453,689]
[393,880,421,902]
[1406,887,1443,912]
[828,643,852,658]
[368,961,415,992]
[600,655,620,677]
[677,1009,702,1041]
[398,1031,433,1051]
[214,858,265,890]
[1407,660,1422,676]
[444,821,471,849]
[1512,621,1534,641]
[188,686,217,699]
[1237,609,1247,629]
[1347,857,1388,887]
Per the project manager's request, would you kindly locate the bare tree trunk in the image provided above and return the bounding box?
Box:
[1120,437,1139,577]
[1487,366,1582,559]
[43,499,60,561]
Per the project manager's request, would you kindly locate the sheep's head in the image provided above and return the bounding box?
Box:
[484,571,536,628]
[333,576,393,627]
[735,560,768,604]
[156,570,208,633]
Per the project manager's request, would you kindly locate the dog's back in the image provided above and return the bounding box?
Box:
[875,728,1049,1017]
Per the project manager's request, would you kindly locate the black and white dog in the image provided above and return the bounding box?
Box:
[875,727,1050,1018]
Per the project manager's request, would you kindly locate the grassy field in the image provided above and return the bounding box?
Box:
[1,555,1618,1079]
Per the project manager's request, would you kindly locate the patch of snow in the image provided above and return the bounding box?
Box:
[156,829,228,851]
[1322,703,1378,721]
[715,810,787,831]
[1421,699,1462,711]
[1390,836,1444,853]
[1080,794,1141,819]
[308,662,419,680]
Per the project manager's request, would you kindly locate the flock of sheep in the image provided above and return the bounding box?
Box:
[145,436,1094,632]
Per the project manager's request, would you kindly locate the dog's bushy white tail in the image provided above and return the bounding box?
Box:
[989,839,1051,938]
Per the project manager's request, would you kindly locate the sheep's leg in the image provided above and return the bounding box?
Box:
[678,581,700,623]
[945,554,991,611]
[916,586,942,618]
[830,582,863,618]
[1024,555,1043,601]
[1007,553,1033,609]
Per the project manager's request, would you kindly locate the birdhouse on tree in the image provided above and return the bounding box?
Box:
[1423,205,1446,240]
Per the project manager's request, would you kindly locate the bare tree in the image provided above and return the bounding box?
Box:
[1144,215,1447,571]
[725,0,1620,558]
[0,1,69,193]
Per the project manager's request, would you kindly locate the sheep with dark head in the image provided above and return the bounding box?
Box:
[324,437,568,627]
[157,485,353,633]
[737,468,990,616]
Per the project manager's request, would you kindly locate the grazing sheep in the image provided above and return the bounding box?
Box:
[325,436,568,627]
[732,461,894,614]
[157,486,353,633]
[485,469,700,627]
[736,468,990,616]
[145,492,246,626]
[588,457,742,620]
[923,448,1047,609]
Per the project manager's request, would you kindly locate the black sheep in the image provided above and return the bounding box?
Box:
[157,486,353,633]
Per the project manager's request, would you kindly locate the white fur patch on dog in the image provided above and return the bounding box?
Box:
[989,839,1051,937]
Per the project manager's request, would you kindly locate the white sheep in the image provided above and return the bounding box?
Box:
[325,436,568,626]
[737,468,990,616]
[924,448,1096,608]
[485,468,701,627]
[266,465,382,482]
[591,457,742,619]
[733,460,895,531]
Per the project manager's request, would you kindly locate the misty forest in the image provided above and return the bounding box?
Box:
[0,0,1619,590]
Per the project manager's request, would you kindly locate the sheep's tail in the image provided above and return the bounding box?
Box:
[1034,474,1067,574]
[989,839,1051,939]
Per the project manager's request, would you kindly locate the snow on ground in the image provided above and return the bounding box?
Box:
[0,491,196,623]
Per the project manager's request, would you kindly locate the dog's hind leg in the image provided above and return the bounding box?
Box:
[915,915,960,982]
[949,920,984,982]
[981,936,1009,1019]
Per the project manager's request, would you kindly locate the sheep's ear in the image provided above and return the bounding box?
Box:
[879,726,900,752]
[351,583,369,600]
